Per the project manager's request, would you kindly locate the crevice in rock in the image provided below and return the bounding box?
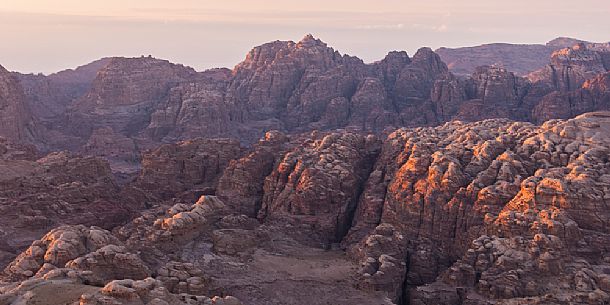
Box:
[398,251,412,305]
[337,147,381,243]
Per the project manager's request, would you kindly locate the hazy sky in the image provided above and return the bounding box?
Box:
[1,0,609,74]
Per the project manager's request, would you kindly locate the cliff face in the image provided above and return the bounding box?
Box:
[0,65,37,143]
[3,36,610,162]
[437,37,610,76]
[437,43,558,76]
[15,58,112,121]
[527,43,609,92]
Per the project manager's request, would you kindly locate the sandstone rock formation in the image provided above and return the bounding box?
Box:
[0,151,140,268]
[2,35,610,305]
[346,112,610,304]
[437,37,610,76]
[15,58,112,121]
[528,43,610,92]
[135,138,244,200]
[0,65,37,143]
[532,72,610,123]
[3,35,610,163]
[258,131,380,243]
[2,112,610,304]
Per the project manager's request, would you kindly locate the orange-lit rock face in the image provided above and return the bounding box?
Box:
[258,132,380,242]
[350,112,610,304]
[1,113,610,305]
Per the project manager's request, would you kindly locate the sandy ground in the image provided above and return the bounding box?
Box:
[0,281,99,305]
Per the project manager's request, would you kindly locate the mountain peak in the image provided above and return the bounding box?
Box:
[297,34,327,48]
[546,37,587,48]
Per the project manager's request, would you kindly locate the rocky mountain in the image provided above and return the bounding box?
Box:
[15,58,113,121]
[1,35,608,163]
[1,35,610,304]
[2,111,610,304]
[437,37,610,76]
[0,65,38,142]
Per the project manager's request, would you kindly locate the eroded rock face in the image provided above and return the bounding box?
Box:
[4,36,610,163]
[0,65,37,143]
[84,278,243,305]
[532,72,610,123]
[258,132,380,243]
[347,111,610,304]
[437,37,610,76]
[528,44,610,92]
[16,58,112,121]
[455,66,531,121]
[0,151,138,268]
[60,57,197,150]
[217,131,290,217]
[146,69,233,142]
[3,225,121,279]
[2,112,610,305]
[135,138,244,200]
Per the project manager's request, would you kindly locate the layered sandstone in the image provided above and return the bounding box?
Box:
[346,112,610,304]
[3,36,610,162]
[135,138,244,200]
[437,37,610,76]
[0,151,140,268]
[0,65,37,143]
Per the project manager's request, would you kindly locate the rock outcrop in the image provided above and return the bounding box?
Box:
[0,151,139,268]
[57,57,197,152]
[3,36,610,162]
[15,58,112,121]
[347,111,610,304]
[437,37,610,76]
[528,43,610,92]
[0,65,37,143]
[258,132,380,243]
[135,138,244,200]
[2,111,610,305]
[532,72,610,123]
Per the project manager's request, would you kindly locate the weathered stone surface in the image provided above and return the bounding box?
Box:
[437,37,610,76]
[348,111,610,304]
[66,244,151,285]
[3,225,120,279]
[83,277,243,305]
[528,43,609,93]
[258,131,380,243]
[0,65,38,143]
[0,151,140,269]
[135,138,244,200]
[15,58,112,121]
[532,72,610,123]
[4,36,610,162]
[217,131,289,217]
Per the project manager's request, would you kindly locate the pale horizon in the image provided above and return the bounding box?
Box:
[1,0,609,74]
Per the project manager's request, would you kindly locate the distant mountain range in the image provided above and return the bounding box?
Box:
[437,37,610,75]
[0,35,608,164]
